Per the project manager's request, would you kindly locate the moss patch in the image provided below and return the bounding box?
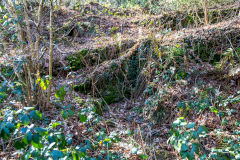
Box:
[101,85,123,104]
[73,80,92,94]
[67,49,89,71]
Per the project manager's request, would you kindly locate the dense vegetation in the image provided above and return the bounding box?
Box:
[1,0,240,159]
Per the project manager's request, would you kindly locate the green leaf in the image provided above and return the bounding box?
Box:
[61,110,68,119]
[66,134,73,144]
[198,126,208,134]
[32,140,43,149]
[79,114,87,123]
[180,151,189,159]
[14,140,25,149]
[48,134,57,143]
[187,151,194,160]
[5,122,15,132]
[55,86,66,101]
[21,114,30,125]
[140,154,148,159]
[191,143,199,154]
[30,110,42,121]
[32,133,42,144]
[68,109,74,116]
[23,131,32,145]
[186,122,195,129]
[73,152,78,160]
[235,120,240,127]
[200,154,207,160]
[1,127,10,139]
[51,122,60,128]
[192,131,198,139]
[181,143,189,152]
[51,150,64,160]
[40,79,48,90]
[34,127,48,136]
[32,133,44,148]
[210,106,218,114]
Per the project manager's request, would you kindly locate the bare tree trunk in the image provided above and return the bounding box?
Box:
[203,0,209,25]
[47,0,54,108]
[35,0,45,56]
[238,0,240,16]
[59,0,62,8]
[22,0,35,106]
[34,0,45,107]
[22,0,34,53]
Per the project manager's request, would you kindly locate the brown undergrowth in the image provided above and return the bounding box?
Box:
[2,2,240,159]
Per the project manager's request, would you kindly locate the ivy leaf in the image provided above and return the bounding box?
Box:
[200,154,207,160]
[198,126,208,134]
[48,135,58,143]
[21,114,30,125]
[32,140,43,149]
[55,86,66,101]
[73,152,78,160]
[30,110,42,121]
[180,151,189,159]
[140,154,148,159]
[32,133,41,143]
[181,143,189,152]
[61,109,74,120]
[210,106,218,114]
[79,114,87,123]
[0,92,7,100]
[51,122,60,128]
[20,127,28,134]
[186,122,195,129]
[14,140,25,149]
[66,134,73,145]
[5,122,15,132]
[34,127,48,136]
[192,131,198,139]
[191,143,199,154]
[32,133,43,148]
[1,127,10,139]
[23,131,32,145]
[61,110,68,120]
[68,109,74,116]
[51,150,64,160]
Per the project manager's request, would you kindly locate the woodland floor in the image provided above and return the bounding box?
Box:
[2,2,240,159]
